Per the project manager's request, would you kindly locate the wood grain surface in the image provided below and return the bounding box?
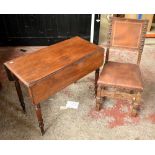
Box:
[4,37,103,87]
[29,48,104,104]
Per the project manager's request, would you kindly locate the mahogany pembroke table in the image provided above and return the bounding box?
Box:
[4,37,104,135]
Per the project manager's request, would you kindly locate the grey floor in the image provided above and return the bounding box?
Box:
[0,42,155,139]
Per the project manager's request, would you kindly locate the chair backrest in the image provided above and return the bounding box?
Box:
[106,17,148,64]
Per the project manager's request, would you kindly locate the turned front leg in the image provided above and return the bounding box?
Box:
[34,104,45,135]
[13,75,26,113]
[131,92,142,117]
[95,68,100,96]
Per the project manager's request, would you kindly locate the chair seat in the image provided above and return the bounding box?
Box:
[98,61,143,91]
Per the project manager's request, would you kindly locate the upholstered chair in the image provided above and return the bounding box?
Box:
[95,17,148,116]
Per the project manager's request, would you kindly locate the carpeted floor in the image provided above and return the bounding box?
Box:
[0,43,155,140]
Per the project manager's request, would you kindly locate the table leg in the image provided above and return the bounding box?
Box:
[34,104,45,135]
[95,68,100,96]
[13,75,26,113]
[4,65,14,81]
[0,82,2,90]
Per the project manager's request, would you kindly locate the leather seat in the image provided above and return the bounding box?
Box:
[98,61,143,91]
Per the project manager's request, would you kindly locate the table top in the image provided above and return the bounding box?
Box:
[4,36,103,86]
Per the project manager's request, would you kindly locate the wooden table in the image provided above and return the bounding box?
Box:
[4,36,104,135]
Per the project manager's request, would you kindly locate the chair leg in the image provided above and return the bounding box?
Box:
[131,92,141,117]
[34,104,45,135]
[96,87,102,111]
[131,98,138,117]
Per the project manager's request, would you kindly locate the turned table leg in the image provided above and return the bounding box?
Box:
[95,68,100,96]
[0,82,2,90]
[13,75,26,113]
[34,104,45,135]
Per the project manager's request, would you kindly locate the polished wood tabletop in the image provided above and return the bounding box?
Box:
[4,36,103,86]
